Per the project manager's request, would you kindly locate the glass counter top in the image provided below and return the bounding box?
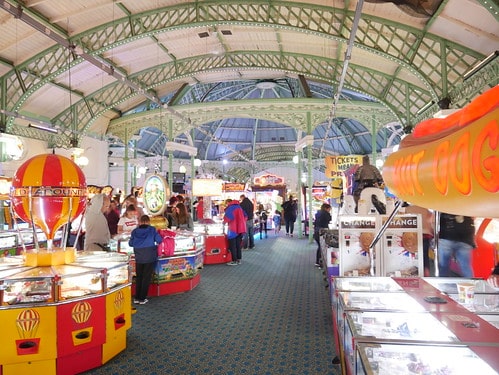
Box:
[339,291,426,312]
[357,342,498,375]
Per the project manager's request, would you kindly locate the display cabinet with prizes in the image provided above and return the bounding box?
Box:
[194,220,231,264]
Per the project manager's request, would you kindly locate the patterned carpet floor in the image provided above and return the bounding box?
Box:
[84,234,341,375]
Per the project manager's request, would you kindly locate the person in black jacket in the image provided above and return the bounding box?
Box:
[239,194,255,249]
[282,195,298,237]
[129,215,163,305]
[313,203,332,268]
[438,213,475,277]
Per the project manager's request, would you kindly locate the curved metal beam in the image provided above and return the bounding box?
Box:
[1,1,484,144]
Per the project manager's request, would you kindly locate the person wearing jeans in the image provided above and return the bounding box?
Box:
[437,213,475,278]
[224,199,247,265]
[239,194,255,249]
[129,215,163,304]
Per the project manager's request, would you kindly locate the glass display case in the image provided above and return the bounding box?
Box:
[332,277,404,307]
[1,266,56,304]
[448,293,499,314]
[343,310,459,375]
[338,291,426,312]
[173,230,204,253]
[109,233,133,254]
[0,264,105,304]
[355,342,498,375]
[423,277,498,295]
[0,231,17,256]
[0,251,131,306]
[54,264,106,299]
[75,251,131,290]
[193,221,225,236]
[333,277,404,293]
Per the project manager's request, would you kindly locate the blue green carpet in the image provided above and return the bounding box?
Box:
[84,234,340,375]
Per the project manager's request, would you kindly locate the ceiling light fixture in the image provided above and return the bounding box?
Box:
[463,50,498,81]
[28,123,58,134]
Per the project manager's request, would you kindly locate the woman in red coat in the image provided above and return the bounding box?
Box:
[223,199,247,265]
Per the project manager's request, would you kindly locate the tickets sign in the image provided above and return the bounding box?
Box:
[324,155,363,179]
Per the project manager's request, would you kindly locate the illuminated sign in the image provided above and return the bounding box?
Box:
[224,183,246,192]
[253,174,284,186]
[383,110,498,218]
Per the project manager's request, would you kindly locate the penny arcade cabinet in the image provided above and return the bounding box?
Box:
[0,154,132,375]
[192,179,232,265]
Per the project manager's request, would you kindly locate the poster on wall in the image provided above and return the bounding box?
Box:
[380,214,423,277]
[338,216,378,276]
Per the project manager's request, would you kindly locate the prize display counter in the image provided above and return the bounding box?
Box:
[0,229,63,256]
[120,230,205,296]
[194,221,231,265]
[0,250,132,375]
[330,276,499,375]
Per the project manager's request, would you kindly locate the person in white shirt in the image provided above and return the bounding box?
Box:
[117,204,139,234]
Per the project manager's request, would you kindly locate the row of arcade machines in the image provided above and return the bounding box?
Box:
[108,220,231,297]
[319,214,499,375]
[110,229,205,296]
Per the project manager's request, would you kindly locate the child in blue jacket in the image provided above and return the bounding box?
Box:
[129,215,163,304]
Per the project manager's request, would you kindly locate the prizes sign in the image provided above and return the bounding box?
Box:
[325,155,363,178]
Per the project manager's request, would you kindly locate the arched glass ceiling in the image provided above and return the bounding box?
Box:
[122,78,400,167]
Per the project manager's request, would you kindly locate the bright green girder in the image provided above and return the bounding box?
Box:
[107,99,394,142]
[1,1,489,147]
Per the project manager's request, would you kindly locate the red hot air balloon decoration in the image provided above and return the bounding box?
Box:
[10,154,87,250]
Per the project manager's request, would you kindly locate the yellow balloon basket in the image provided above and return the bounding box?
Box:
[23,247,77,267]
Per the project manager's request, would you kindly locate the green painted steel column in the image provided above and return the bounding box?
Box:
[371,117,377,162]
[297,151,302,238]
[168,119,173,194]
[123,128,129,194]
[307,137,314,243]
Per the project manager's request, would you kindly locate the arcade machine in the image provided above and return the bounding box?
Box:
[0,154,132,375]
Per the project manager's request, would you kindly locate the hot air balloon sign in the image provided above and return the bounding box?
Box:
[113,289,126,330]
[10,154,87,252]
[15,308,41,355]
[71,301,93,345]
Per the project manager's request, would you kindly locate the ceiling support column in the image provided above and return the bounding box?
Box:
[306,113,314,244]
[168,118,174,195]
[123,128,129,194]
[371,116,377,163]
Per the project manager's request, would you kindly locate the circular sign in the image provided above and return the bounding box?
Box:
[143,174,169,216]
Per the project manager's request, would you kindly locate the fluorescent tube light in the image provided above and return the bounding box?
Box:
[463,50,498,81]
[28,123,58,134]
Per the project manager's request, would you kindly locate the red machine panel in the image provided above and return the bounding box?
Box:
[204,235,231,264]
